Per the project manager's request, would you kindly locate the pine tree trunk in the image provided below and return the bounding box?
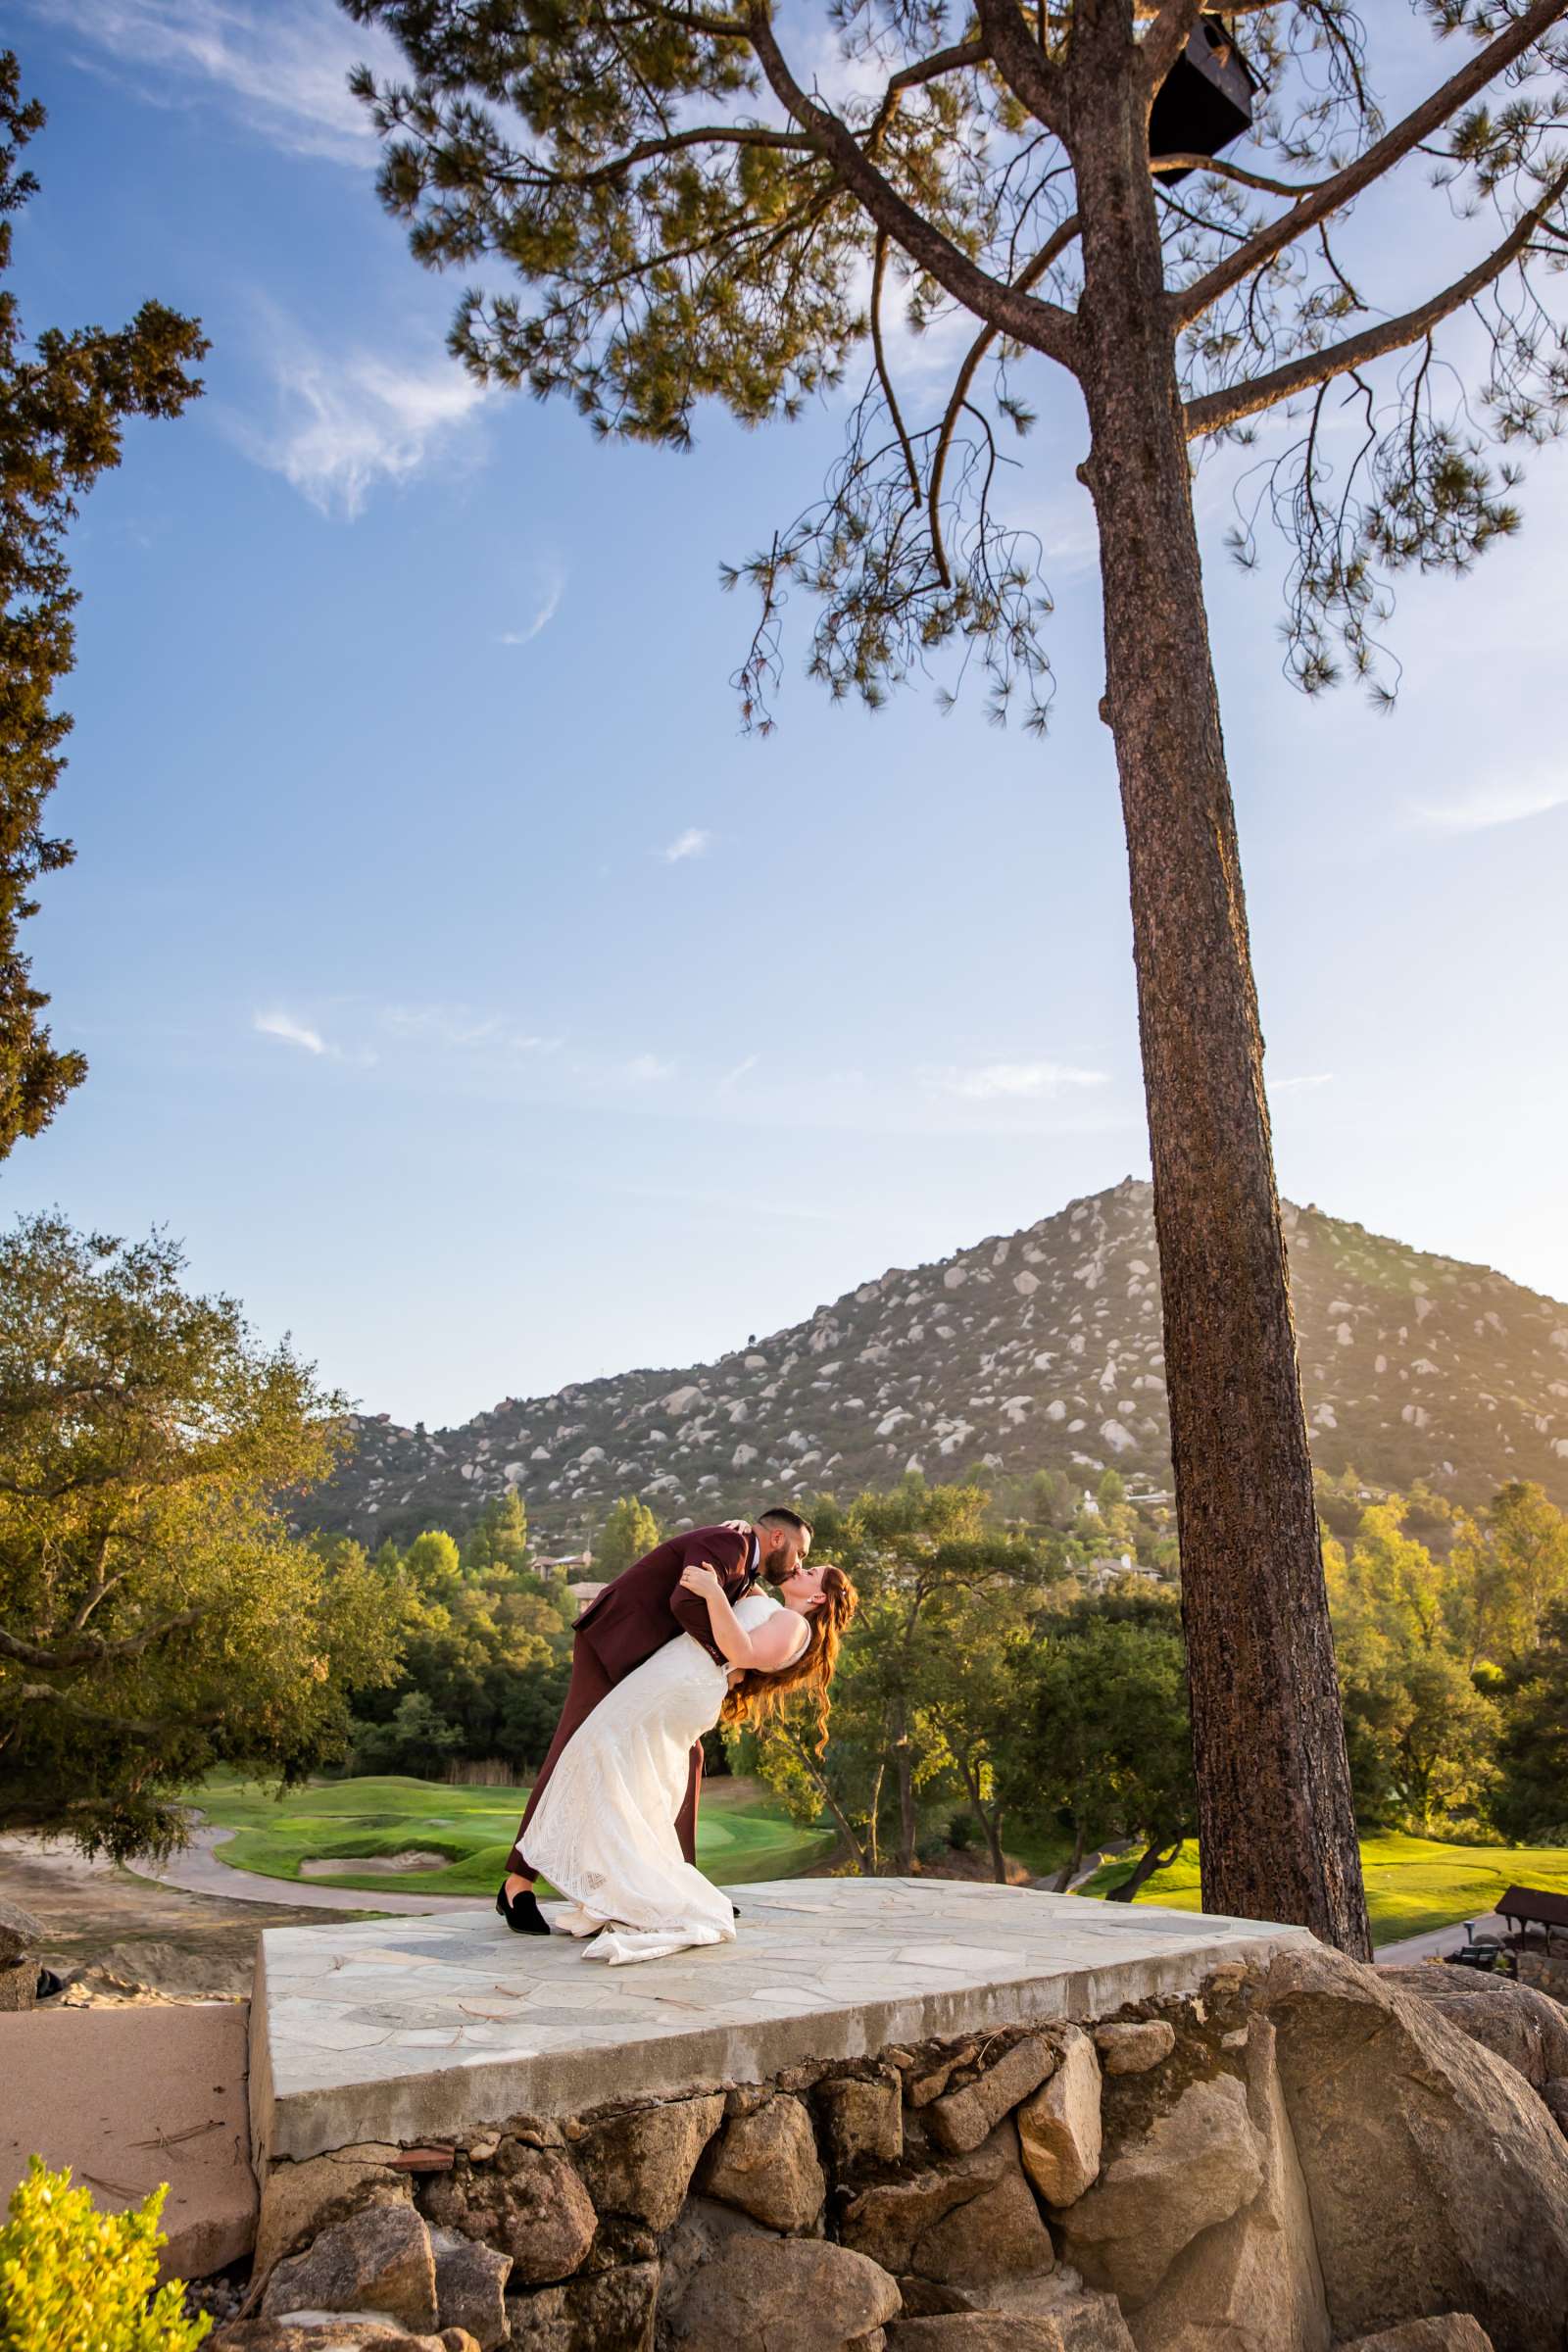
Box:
[1069,51,1372,1958]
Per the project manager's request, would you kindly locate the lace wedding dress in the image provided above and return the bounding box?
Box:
[522,1589,808,1966]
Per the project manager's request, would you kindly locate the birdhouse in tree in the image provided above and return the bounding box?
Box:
[1149,16,1259,182]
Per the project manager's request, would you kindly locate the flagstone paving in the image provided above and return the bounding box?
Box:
[250,1878,1316,2166]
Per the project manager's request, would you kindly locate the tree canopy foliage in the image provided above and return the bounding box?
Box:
[594,1494,662,1580]
[0,1214,402,1859]
[343,0,1568,722]
[0,56,206,1156]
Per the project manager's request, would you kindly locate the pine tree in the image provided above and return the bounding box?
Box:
[343,0,1568,1953]
[0,57,206,1154]
[595,1495,662,1581]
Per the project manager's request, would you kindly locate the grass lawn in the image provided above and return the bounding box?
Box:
[190,1771,836,1897]
[1076,1832,1568,1945]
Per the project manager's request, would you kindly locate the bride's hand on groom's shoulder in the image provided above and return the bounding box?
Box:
[679,1562,721,1598]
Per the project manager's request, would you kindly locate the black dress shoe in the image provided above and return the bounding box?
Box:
[496,1883,552,1936]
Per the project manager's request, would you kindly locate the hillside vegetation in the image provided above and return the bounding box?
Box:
[301,1183,1568,1548]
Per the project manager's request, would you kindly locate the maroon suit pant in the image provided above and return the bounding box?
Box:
[506,1633,702,1879]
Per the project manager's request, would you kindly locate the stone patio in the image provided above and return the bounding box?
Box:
[250,1877,1316,2168]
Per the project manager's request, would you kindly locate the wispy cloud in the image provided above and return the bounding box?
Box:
[255,1008,329,1056]
[1405,771,1568,835]
[497,575,564,647]
[922,1059,1109,1102]
[620,1053,676,1084]
[378,1004,559,1054]
[720,1054,760,1090]
[233,318,487,518]
[1271,1072,1336,1095]
[661,828,714,864]
[33,0,399,167]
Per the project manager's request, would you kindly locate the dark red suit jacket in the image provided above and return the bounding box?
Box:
[572,1525,758,1680]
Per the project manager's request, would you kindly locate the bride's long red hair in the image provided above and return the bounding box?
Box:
[718,1564,858,1754]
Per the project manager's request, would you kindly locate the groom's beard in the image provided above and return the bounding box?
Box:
[762,1552,790,1588]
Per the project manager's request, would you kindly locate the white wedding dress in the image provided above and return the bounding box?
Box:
[522,1590,808,1966]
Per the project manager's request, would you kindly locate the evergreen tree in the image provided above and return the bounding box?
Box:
[1029,1469,1073,1530]
[595,1495,662,1580]
[403,1530,463,1601]
[462,1490,530,1576]
[0,58,206,1154]
[1492,1597,1568,1839]
[344,0,1568,1953]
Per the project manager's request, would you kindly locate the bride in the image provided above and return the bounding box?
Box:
[519,1551,858,1964]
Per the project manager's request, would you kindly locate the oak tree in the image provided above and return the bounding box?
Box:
[0,1214,402,1859]
[344,0,1568,1951]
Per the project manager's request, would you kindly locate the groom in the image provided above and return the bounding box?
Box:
[497,1505,814,1934]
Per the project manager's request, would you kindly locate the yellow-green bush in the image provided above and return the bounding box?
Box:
[0,2158,211,2352]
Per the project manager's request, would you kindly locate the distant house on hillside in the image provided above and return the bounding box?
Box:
[1085,1553,1163,1592]
[565,1580,607,1611]
[536,1551,593,1581]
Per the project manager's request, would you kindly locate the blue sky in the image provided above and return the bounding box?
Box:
[5,1,1566,1429]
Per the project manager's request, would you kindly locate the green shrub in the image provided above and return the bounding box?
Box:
[946,1812,980,1852]
[0,2157,211,2352]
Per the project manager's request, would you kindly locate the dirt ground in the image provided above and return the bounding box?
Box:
[0,1835,378,2002]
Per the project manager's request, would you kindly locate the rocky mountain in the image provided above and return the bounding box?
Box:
[301,1180,1568,1545]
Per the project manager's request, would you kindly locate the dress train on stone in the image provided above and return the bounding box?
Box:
[521,1590,801,1965]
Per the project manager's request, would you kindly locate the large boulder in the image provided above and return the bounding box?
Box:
[1338,2323,1495,2352]
[1017,2028,1102,2206]
[216,2323,478,2351]
[504,2260,659,2351]
[888,2323,1074,2351]
[421,2143,596,2284]
[662,2231,901,2352]
[0,1895,45,1970]
[925,2035,1058,2156]
[700,2094,825,2232]
[0,1961,36,2012]
[889,2280,1135,2351]
[573,2094,723,2231]
[261,2206,439,2334]
[1124,2019,1329,2352]
[841,2119,1054,2289]
[1261,1938,1568,2352]
[1054,2072,1264,2312]
[1544,2080,1568,2135]
[1378,1966,1568,2092]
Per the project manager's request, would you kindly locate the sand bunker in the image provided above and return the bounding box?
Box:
[298,1851,449,1879]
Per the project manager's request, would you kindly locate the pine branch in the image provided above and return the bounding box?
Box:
[1184,161,1568,439]
[745,6,1080,371]
[929,211,1082,579]
[974,0,1066,131]
[1173,0,1568,329]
